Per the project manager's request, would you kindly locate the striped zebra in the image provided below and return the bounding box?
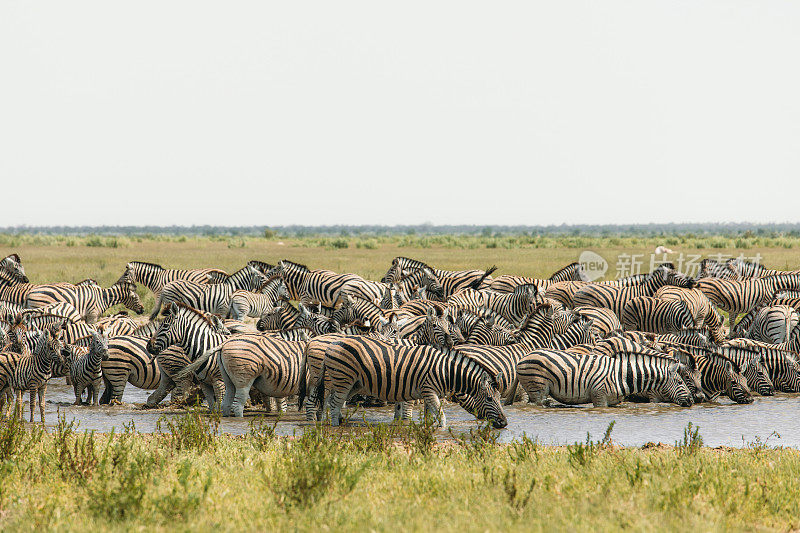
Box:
[621,296,695,334]
[227,276,290,320]
[516,346,693,407]
[723,338,800,392]
[21,302,84,324]
[338,276,393,305]
[310,336,507,428]
[572,306,621,339]
[146,303,229,409]
[66,328,109,405]
[464,318,518,346]
[669,345,753,403]
[732,305,799,344]
[0,254,27,283]
[654,286,725,342]
[276,259,360,308]
[256,302,340,336]
[332,294,389,331]
[25,280,144,324]
[551,315,595,350]
[487,275,551,294]
[184,334,308,417]
[696,258,738,280]
[392,269,444,301]
[447,284,540,326]
[99,336,161,404]
[655,329,711,348]
[544,281,590,308]
[150,265,267,320]
[572,265,695,318]
[433,265,498,297]
[11,326,63,422]
[94,312,139,337]
[380,257,439,284]
[550,262,590,283]
[454,303,556,405]
[120,261,228,298]
[696,274,800,329]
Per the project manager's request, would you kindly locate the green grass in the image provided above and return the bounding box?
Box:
[0,413,798,531]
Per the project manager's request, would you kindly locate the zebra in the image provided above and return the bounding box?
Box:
[723,338,800,392]
[696,274,800,329]
[25,280,144,324]
[94,312,139,337]
[0,253,28,283]
[516,346,693,407]
[227,276,290,320]
[695,258,739,280]
[573,306,621,339]
[276,259,360,308]
[732,305,799,344]
[551,315,595,350]
[21,302,84,324]
[99,336,161,404]
[120,260,228,299]
[487,275,551,294]
[572,265,695,318]
[146,302,229,409]
[309,336,507,428]
[544,281,590,308]
[463,317,518,346]
[392,269,444,301]
[181,334,309,417]
[380,257,440,285]
[331,294,389,331]
[66,328,109,405]
[669,345,753,403]
[11,326,63,422]
[454,303,556,405]
[256,302,340,336]
[338,276,394,305]
[432,265,498,297]
[150,264,267,320]
[447,284,541,326]
[654,286,725,342]
[621,296,695,334]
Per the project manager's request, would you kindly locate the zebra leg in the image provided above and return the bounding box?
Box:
[15,390,23,420]
[230,380,254,418]
[276,397,288,413]
[220,364,236,417]
[329,389,350,427]
[146,374,176,408]
[38,385,46,424]
[29,389,35,423]
[728,312,738,333]
[393,402,413,421]
[422,390,445,427]
[198,383,217,411]
[72,382,82,405]
[212,379,225,413]
[504,377,520,406]
[590,389,609,408]
[525,381,550,406]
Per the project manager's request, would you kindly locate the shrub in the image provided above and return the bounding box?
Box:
[156,408,220,453]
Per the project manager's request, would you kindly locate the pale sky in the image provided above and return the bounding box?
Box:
[1,1,798,227]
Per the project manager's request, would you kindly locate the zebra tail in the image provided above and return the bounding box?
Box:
[173,347,221,382]
[503,376,519,406]
[471,265,498,290]
[297,344,309,411]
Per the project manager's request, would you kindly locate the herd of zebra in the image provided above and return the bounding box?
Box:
[2,252,800,430]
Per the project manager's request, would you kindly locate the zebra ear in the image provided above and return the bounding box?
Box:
[426,307,435,319]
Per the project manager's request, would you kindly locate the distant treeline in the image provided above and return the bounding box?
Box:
[2,223,800,238]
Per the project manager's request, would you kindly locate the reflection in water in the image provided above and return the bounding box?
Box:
[37,382,800,448]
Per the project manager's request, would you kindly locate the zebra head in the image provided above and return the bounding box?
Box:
[723,346,774,396]
[456,356,508,429]
[420,307,460,349]
[297,304,340,336]
[380,259,402,284]
[44,323,65,368]
[656,264,696,289]
[257,305,285,331]
[0,253,28,283]
[90,326,110,361]
[117,281,145,314]
[714,355,754,404]
[671,350,706,403]
[775,352,800,392]
[147,302,182,355]
[658,360,694,407]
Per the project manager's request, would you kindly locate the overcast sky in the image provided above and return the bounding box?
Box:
[1,2,798,227]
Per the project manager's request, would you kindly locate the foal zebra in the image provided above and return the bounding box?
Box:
[276,260,360,308]
[120,261,228,297]
[66,328,109,405]
[227,276,290,320]
[10,326,63,422]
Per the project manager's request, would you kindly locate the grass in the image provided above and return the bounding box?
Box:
[0,413,799,531]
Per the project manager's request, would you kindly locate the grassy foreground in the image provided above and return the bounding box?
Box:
[0,412,798,532]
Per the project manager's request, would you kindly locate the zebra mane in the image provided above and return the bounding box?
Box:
[548,262,580,279]
[247,260,275,273]
[128,261,164,269]
[168,301,221,329]
[279,260,310,272]
[3,253,21,264]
